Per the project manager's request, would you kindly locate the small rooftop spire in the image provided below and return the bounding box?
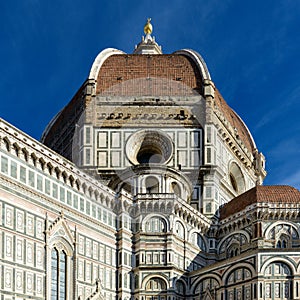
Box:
[134,18,162,55]
[144,18,153,35]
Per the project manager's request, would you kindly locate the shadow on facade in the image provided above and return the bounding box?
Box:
[127,202,295,300]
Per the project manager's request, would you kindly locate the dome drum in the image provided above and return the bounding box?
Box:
[125,129,173,166]
[109,164,193,203]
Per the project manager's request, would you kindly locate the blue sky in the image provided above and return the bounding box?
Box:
[1,0,300,189]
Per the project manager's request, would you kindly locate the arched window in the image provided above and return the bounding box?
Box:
[146,277,167,291]
[264,262,292,299]
[51,249,58,299]
[59,251,66,300]
[191,232,206,251]
[227,243,240,258]
[229,173,238,192]
[51,247,67,300]
[229,162,245,193]
[276,234,289,249]
[175,221,185,239]
[171,182,181,198]
[282,240,287,248]
[194,277,219,299]
[145,176,159,193]
[226,268,253,299]
[145,217,166,233]
[267,223,298,249]
[47,215,74,300]
[176,280,185,295]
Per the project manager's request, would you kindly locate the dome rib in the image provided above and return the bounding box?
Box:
[173,49,211,81]
[89,48,126,81]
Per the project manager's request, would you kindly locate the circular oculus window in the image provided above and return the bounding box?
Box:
[125,130,173,165]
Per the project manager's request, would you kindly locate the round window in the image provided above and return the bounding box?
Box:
[125,130,173,165]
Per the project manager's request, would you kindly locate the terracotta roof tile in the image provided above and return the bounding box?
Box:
[96,54,203,96]
[219,185,300,220]
[214,89,255,153]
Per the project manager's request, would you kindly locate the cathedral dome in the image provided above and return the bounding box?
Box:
[41,28,260,183]
[214,89,256,153]
[88,49,207,97]
[85,48,256,153]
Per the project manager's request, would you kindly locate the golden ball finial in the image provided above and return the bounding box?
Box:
[144,18,153,35]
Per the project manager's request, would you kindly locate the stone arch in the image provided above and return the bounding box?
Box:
[54,166,61,179]
[46,162,54,175]
[261,260,294,300]
[170,181,181,198]
[228,161,245,193]
[260,257,296,275]
[104,196,110,207]
[223,264,255,300]
[226,239,240,258]
[153,201,159,213]
[38,157,46,170]
[142,214,169,233]
[174,219,186,239]
[145,175,160,193]
[173,49,211,81]
[68,175,75,187]
[189,231,207,251]
[175,278,187,296]
[265,221,300,249]
[191,274,221,293]
[62,171,68,183]
[141,274,169,290]
[94,190,99,201]
[217,230,250,254]
[99,193,105,203]
[47,213,75,300]
[147,202,153,212]
[47,213,75,254]
[49,235,74,256]
[30,153,38,166]
[166,201,173,213]
[89,48,126,82]
[125,129,173,166]
[222,263,255,285]
[140,202,146,213]
[264,220,300,239]
[88,186,93,198]
[295,261,300,274]
[192,274,221,296]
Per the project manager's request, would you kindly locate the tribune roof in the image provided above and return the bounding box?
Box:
[220,185,300,220]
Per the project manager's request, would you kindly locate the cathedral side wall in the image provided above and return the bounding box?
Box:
[0,119,118,299]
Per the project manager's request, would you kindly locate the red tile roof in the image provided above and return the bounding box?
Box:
[214,89,255,153]
[219,185,300,220]
[42,50,257,162]
[96,54,203,96]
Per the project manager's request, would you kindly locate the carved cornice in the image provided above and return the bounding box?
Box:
[214,108,253,169]
[0,118,116,208]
